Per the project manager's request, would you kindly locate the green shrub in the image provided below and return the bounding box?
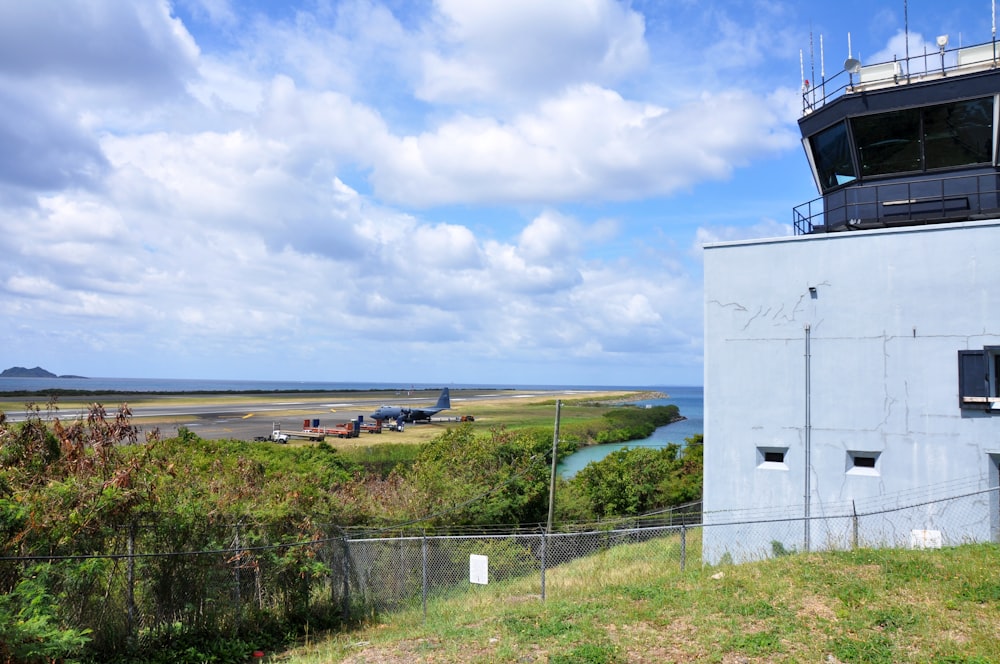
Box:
[0,565,91,664]
[569,434,702,518]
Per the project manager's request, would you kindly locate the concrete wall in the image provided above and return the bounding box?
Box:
[702,220,1000,563]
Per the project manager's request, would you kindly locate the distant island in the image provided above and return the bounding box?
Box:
[0,366,87,379]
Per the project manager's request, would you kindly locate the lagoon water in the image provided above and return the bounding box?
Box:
[558,385,703,478]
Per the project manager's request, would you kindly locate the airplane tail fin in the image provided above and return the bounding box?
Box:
[436,387,451,409]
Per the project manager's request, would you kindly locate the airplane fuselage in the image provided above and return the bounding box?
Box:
[369,387,451,423]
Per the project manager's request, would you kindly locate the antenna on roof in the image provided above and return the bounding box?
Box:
[845,32,860,87]
[904,0,911,82]
[820,34,826,101]
[809,28,816,108]
[820,35,826,79]
[800,48,807,111]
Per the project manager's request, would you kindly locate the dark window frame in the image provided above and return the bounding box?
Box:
[853,455,877,468]
[810,120,858,191]
[810,96,995,192]
[958,348,1000,409]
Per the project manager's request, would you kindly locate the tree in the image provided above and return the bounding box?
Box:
[405,424,552,526]
[570,434,703,518]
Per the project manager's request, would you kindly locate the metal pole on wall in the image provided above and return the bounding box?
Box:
[547,400,561,532]
[804,323,812,552]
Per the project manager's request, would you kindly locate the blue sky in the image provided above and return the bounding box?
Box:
[0,0,994,387]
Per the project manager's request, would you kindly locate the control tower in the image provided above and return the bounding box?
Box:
[701,33,1000,564]
[794,39,999,234]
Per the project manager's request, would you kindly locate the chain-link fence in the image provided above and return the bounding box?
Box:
[341,521,694,618]
[1,489,997,656]
[701,485,999,564]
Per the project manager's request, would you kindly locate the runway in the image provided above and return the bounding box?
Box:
[0,388,621,442]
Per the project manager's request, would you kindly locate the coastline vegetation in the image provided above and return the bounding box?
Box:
[0,396,698,663]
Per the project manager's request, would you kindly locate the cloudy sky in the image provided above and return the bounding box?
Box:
[0,1,991,387]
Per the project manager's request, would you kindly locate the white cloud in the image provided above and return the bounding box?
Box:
[420,0,648,104]
[0,0,818,385]
[0,1,199,96]
[518,210,581,261]
[371,84,797,206]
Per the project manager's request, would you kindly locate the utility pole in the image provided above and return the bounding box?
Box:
[547,400,561,532]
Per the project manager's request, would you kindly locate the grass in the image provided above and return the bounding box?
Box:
[275,533,1000,663]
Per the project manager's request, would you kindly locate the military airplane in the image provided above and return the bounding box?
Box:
[369,387,451,423]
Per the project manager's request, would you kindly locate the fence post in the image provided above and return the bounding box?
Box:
[127,521,136,643]
[539,530,547,601]
[852,500,859,550]
[340,533,351,622]
[422,534,428,622]
[680,524,687,571]
[329,528,337,611]
[233,521,243,622]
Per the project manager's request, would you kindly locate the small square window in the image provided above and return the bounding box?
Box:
[757,446,789,470]
[847,451,880,476]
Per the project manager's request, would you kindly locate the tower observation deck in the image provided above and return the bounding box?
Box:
[794,39,1000,234]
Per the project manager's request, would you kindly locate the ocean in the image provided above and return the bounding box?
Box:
[0,376,673,394]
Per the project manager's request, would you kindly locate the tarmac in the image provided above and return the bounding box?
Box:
[0,388,626,443]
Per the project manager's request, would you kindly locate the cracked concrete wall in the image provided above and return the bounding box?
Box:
[701,220,1000,563]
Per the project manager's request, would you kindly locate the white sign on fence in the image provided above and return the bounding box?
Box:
[469,554,489,585]
[909,529,942,549]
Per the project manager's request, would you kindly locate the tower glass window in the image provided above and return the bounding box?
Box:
[853,108,922,176]
[922,97,993,170]
[810,121,857,191]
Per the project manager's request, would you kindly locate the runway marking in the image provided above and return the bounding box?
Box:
[242,413,254,419]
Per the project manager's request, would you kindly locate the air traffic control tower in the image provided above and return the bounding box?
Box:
[794,39,1000,234]
[701,35,1000,564]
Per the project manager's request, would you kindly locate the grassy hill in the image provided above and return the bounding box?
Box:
[279,533,1000,663]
